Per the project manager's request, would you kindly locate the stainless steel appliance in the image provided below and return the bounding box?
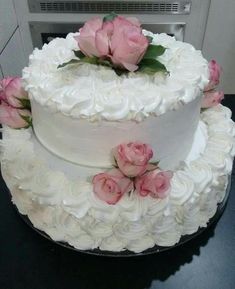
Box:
[28,0,192,14]
[13,0,211,66]
[30,22,185,48]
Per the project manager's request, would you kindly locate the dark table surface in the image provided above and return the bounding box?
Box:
[1,96,235,289]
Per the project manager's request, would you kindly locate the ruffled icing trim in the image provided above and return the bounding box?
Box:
[1,104,234,252]
[22,32,209,121]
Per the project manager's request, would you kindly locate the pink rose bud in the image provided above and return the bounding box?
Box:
[113,142,153,177]
[204,60,222,91]
[110,16,148,72]
[74,17,105,57]
[201,90,224,108]
[0,102,31,129]
[92,169,133,205]
[135,170,173,199]
[0,77,28,108]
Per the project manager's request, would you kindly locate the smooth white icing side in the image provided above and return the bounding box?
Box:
[1,105,234,253]
[22,32,209,122]
[31,95,201,169]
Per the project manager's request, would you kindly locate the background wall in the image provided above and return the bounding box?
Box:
[0,0,17,53]
[202,0,235,94]
[0,0,26,76]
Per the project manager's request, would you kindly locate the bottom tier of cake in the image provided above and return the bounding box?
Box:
[1,105,235,253]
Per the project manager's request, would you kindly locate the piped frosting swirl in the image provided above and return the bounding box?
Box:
[22,32,209,121]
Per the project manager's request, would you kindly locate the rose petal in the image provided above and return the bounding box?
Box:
[121,61,139,72]
[75,17,103,57]
[95,28,110,56]
[126,17,141,27]
[204,59,222,91]
[0,102,31,128]
[201,90,224,108]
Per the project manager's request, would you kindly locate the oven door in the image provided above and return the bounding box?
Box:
[29,21,185,48]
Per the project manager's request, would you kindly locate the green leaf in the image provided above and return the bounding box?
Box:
[150,161,159,166]
[113,67,128,76]
[57,59,80,68]
[20,114,32,128]
[103,12,118,22]
[146,162,159,171]
[57,56,99,69]
[97,58,113,67]
[18,98,31,110]
[82,56,98,65]
[73,50,86,59]
[143,45,166,59]
[139,58,168,75]
[114,69,124,76]
[146,35,153,44]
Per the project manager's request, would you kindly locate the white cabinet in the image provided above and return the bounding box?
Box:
[0,29,27,77]
[0,0,26,78]
[0,0,18,53]
[203,0,235,94]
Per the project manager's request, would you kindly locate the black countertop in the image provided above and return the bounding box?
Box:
[1,96,235,289]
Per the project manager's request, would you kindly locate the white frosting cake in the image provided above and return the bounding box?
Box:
[1,105,234,252]
[23,32,208,121]
[23,32,208,169]
[1,29,234,253]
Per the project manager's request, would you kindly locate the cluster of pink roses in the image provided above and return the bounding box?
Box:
[92,142,173,205]
[201,60,224,108]
[74,15,149,72]
[0,77,31,128]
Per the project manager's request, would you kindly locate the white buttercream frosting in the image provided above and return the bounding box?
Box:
[1,105,234,253]
[31,95,202,169]
[22,32,209,121]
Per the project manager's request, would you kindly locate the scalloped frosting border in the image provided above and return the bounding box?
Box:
[1,104,235,253]
[22,32,209,121]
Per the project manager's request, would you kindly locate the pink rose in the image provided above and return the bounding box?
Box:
[74,17,104,57]
[99,16,142,57]
[0,102,31,129]
[113,142,153,177]
[135,170,173,199]
[204,60,222,91]
[74,16,148,72]
[110,16,148,72]
[92,169,133,205]
[0,77,28,108]
[201,90,224,108]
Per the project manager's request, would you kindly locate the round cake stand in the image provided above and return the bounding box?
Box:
[15,177,231,257]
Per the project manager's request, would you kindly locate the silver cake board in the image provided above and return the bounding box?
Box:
[14,177,231,257]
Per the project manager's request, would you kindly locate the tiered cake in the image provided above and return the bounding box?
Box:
[0,15,234,253]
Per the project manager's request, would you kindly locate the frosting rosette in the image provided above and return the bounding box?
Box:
[1,104,234,253]
[22,31,209,122]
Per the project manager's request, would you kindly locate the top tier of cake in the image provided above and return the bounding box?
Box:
[23,32,209,122]
[22,31,209,169]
